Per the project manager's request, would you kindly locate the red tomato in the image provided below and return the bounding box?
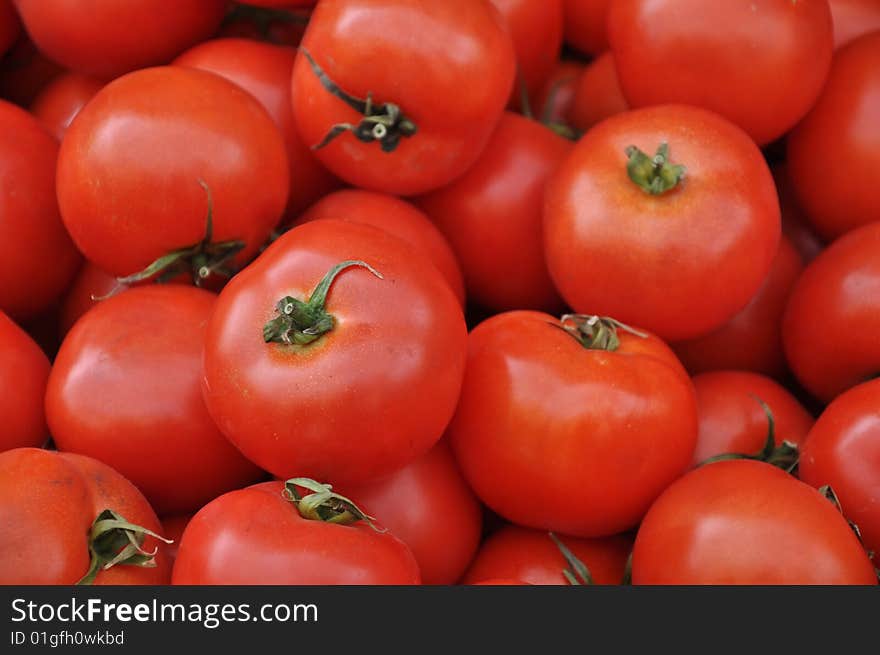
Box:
[787,33,880,240]
[562,0,612,55]
[0,312,49,452]
[449,311,697,538]
[534,59,583,125]
[0,33,63,106]
[58,263,124,336]
[632,459,877,584]
[567,51,628,133]
[12,0,227,78]
[29,72,104,140]
[800,379,880,559]
[0,100,81,321]
[608,0,833,145]
[783,221,880,403]
[775,164,824,264]
[544,104,780,342]
[290,0,516,195]
[0,448,171,585]
[829,0,880,49]
[0,0,19,57]
[342,441,482,585]
[57,66,289,280]
[294,189,465,306]
[174,38,340,221]
[46,286,265,516]
[416,113,570,313]
[202,219,467,485]
[160,514,192,566]
[672,237,804,380]
[172,480,420,584]
[690,371,814,466]
[462,526,631,585]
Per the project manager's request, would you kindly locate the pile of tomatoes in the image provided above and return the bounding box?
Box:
[1,0,879,586]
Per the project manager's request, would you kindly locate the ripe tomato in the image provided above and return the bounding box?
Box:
[0,312,49,452]
[633,460,877,584]
[462,526,631,586]
[829,0,880,49]
[0,100,81,321]
[12,0,228,78]
[783,221,880,403]
[172,480,420,584]
[202,219,467,485]
[800,379,880,560]
[690,371,814,466]
[290,0,516,195]
[174,38,340,221]
[775,165,824,264]
[0,0,19,57]
[608,0,833,145]
[58,263,124,336]
[0,448,171,585]
[46,285,265,516]
[57,66,289,281]
[416,113,570,313]
[787,33,880,241]
[534,60,583,126]
[544,104,780,342]
[568,51,628,133]
[29,72,104,140]
[342,441,482,585]
[294,189,465,306]
[562,0,612,55]
[672,237,804,379]
[449,311,697,538]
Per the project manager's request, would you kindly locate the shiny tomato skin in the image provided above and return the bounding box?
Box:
[462,526,631,586]
[544,104,780,342]
[608,0,833,145]
[782,221,880,403]
[449,310,698,538]
[47,285,265,516]
[416,112,570,313]
[291,0,516,195]
[0,312,50,452]
[562,0,612,55]
[0,0,19,57]
[0,448,171,585]
[830,0,880,49]
[787,33,880,241]
[342,441,482,585]
[29,72,104,141]
[632,459,877,584]
[294,189,465,306]
[57,66,289,278]
[174,38,340,221]
[691,371,814,466]
[800,379,880,559]
[202,219,468,485]
[568,51,628,133]
[0,100,81,321]
[172,481,420,585]
[12,0,227,78]
[672,236,804,380]
[58,263,123,336]
[535,59,583,125]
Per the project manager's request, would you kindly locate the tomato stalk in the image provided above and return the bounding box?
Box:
[625,143,686,195]
[557,314,648,352]
[283,478,383,532]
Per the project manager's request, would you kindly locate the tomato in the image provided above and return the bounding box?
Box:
[160,514,192,566]
[449,311,697,538]
[57,263,124,336]
[567,51,628,133]
[12,0,228,78]
[342,441,482,585]
[290,0,516,195]
[800,379,880,559]
[174,38,340,221]
[787,33,880,241]
[0,33,63,106]
[0,0,19,57]
[544,105,780,342]
[775,165,824,264]
[672,237,804,380]
[632,459,877,584]
[416,113,570,313]
[46,285,265,516]
[461,526,631,585]
[0,312,49,452]
[29,72,104,140]
[690,371,814,466]
[0,448,171,585]
[562,0,612,55]
[0,100,81,321]
[829,0,880,49]
[534,60,582,126]
[294,189,465,306]
[202,219,467,484]
[782,221,880,403]
[608,0,833,145]
[172,479,420,584]
[57,66,289,281]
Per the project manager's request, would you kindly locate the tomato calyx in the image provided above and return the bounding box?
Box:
[625,143,686,195]
[263,259,383,345]
[549,532,594,585]
[557,314,648,352]
[300,48,418,153]
[76,509,172,586]
[283,478,384,532]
